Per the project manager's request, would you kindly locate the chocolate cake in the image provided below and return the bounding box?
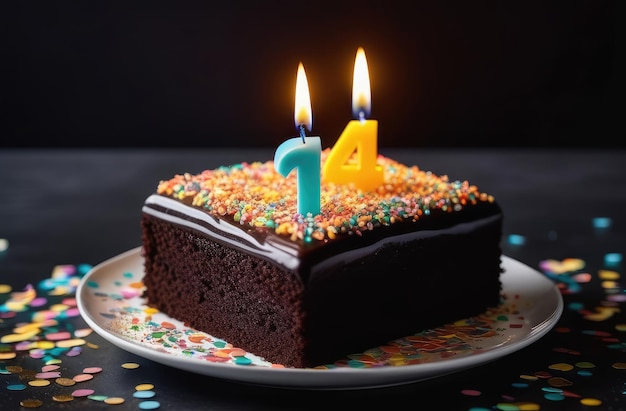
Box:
[140,149,503,368]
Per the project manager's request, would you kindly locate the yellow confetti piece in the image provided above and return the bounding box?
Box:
[1,329,39,343]
[5,301,27,311]
[104,397,125,405]
[0,352,17,360]
[45,358,62,366]
[121,362,140,369]
[86,342,99,349]
[144,307,159,315]
[615,324,626,332]
[20,399,43,408]
[580,398,603,406]
[47,286,70,296]
[135,383,154,391]
[598,270,620,280]
[13,322,43,334]
[50,304,70,312]
[584,306,619,321]
[575,361,596,369]
[28,379,51,387]
[55,338,86,348]
[0,284,12,294]
[612,362,626,370]
[516,402,541,411]
[34,341,55,349]
[52,394,74,402]
[601,280,618,289]
[55,377,76,386]
[542,258,585,274]
[519,374,539,381]
[548,362,574,371]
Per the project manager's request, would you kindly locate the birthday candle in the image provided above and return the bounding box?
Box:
[323,47,383,192]
[274,63,322,216]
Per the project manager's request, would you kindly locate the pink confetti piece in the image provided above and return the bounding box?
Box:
[35,371,61,379]
[64,307,81,317]
[41,365,60,372]
[29,297,48,307]
[72,389,95,397]
[44,331,72,341]
[74,328,93,338]
[120,287,141,299]
[73,374,94,382]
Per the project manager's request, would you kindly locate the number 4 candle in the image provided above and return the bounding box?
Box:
[323,47,383,192]
[274,63,322,216]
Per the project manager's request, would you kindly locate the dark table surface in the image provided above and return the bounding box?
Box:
[1,148,625,410]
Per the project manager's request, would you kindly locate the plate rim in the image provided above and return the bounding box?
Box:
[76,247,563,390]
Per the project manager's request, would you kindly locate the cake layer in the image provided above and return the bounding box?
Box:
[141,198,503,368]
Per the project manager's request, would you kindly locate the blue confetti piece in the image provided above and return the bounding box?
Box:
[604,253,622,267]
[544,393,565,401]
[507,234,526,246]
[592,217,612,229]
[139,400,161,410]
[134,390,156,399]
[77,263,93,276]
[6,384,27,391]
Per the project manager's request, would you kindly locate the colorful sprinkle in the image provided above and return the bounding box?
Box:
[155,151,497,243]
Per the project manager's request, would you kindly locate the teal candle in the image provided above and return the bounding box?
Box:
[274,62,321,216]
[274,136,321,216]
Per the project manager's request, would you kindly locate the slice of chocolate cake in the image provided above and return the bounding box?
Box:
[140,149,503,368]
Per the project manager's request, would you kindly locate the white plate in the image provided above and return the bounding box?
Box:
[76,247,563,390]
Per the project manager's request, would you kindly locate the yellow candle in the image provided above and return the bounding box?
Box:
[323,47,383,192]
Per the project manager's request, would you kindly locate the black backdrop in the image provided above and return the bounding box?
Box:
[4,1,621,149]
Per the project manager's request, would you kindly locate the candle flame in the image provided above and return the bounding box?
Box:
[352,47,371,119]
[294,62,312,132]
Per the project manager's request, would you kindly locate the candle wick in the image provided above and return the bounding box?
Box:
[299,124,306,143]
[358,111,366,122]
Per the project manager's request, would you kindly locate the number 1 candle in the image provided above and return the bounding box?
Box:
[274,63,322,216]
[323,47,383,192]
